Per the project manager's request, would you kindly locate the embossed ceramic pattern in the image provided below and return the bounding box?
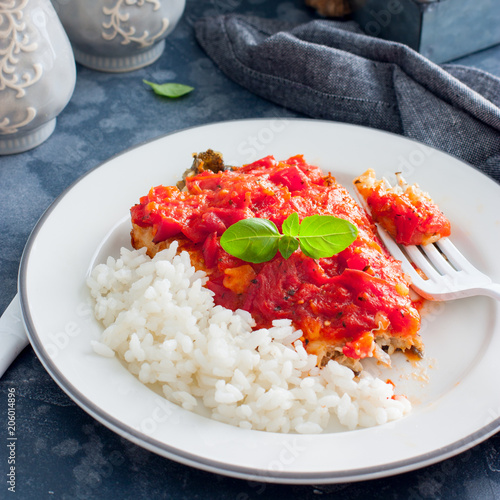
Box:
[0,0,76,154]
[51,0,186,72]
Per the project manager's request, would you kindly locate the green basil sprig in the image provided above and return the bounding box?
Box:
[143,80,194,98]
[220,213,358,263]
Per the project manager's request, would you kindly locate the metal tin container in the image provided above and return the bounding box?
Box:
[350,0,500,62]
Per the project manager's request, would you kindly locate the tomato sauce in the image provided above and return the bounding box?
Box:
[131,155,421,362]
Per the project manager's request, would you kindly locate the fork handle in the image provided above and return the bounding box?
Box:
[0,295,29,379]
[483,283,500,301]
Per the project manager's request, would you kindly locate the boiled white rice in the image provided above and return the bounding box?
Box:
[87,243,411,433]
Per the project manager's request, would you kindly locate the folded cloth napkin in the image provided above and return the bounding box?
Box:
[195,15,500,182]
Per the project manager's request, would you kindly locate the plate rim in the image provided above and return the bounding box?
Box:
[18,117,500,484]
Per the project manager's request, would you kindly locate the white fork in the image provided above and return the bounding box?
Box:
[354,179,500,302]
[374,227,500,301]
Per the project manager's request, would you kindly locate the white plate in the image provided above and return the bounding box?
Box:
[19,119,500,483]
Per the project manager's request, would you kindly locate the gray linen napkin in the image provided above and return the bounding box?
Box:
[195,15,500,182]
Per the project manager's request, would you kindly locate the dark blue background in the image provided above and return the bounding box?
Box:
[1,0,500,498]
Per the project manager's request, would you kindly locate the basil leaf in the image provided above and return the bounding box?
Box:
[298,215,358,259]
[279,235,299,260]
[220,213,358,264]
[282,212,299,237]
[143,80,194,98]
[220,218,280,263]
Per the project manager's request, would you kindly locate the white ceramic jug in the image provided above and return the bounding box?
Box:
[0,0,76,154]
[51,0,186,72]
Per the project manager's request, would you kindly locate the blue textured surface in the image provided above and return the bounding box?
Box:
[1,1,500,498]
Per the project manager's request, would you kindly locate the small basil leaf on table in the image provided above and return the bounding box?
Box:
[220,218,280,263]
[143,80,194,98]
[298,214,358,259]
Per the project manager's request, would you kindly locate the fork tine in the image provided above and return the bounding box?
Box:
[375,226,429,284]
[403,245,442,280]
[418,243,455,275]
[435,238,478,274]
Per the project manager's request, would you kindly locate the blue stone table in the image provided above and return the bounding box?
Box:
[1,1,499,498]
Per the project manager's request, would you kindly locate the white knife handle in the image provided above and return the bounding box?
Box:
[0,295,29,378]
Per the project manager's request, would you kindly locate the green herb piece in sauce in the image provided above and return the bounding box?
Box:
[143,80,194,98]
[220,218,281,264]
[282,211,300,237]
[298,214,358,259]
[220,213,358,263]
[278,235,299,260]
